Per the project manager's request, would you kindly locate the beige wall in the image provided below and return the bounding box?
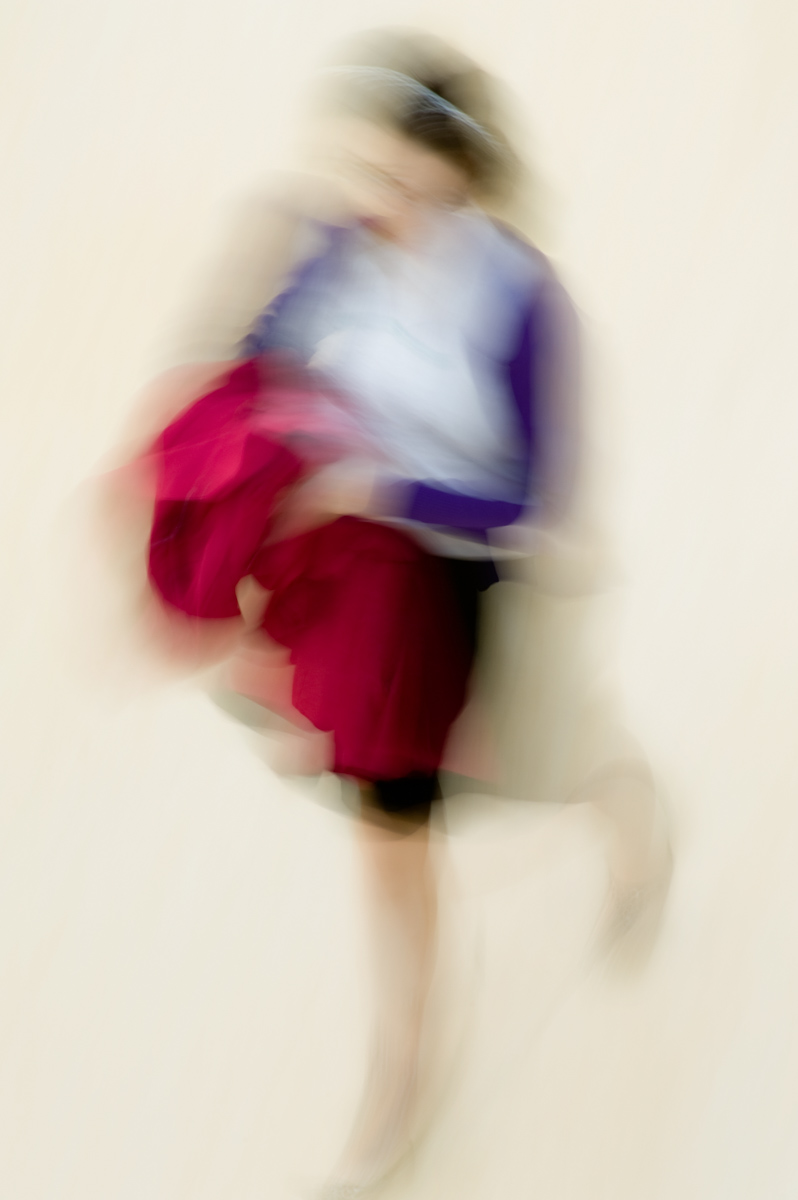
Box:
[3,1,798,1197]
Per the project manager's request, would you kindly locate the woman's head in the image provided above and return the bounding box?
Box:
[328,115,472,244]
[315,30,519,243]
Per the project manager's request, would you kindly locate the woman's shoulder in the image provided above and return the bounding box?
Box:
[461,212,559,309]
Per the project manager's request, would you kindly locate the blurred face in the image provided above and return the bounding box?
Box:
[329,118,471,246]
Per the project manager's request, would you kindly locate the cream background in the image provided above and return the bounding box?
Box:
[2,1,798,1197]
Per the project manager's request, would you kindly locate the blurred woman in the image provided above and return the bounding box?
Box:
[142,30,581,1197]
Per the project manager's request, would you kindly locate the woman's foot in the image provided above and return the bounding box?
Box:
[320,1033,418,1195]
[577,764,674,971]
[593,845,673,971]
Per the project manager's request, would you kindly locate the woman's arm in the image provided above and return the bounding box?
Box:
[371,272,581,534]
[238,222,352,362]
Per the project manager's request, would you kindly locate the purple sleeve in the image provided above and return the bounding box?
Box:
[239,254,320,359]
[239,224,348,361]
[382,273,579,532]
[399,483,525,531]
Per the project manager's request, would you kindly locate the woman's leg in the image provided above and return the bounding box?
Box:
[326,784,439,1190]
[260,530,487,1191]
[322,564,491,1191]
[571,763,673,965]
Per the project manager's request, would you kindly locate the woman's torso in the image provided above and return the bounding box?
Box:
[252,208,544,499]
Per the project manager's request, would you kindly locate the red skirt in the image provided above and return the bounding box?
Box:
[252,516,472,780]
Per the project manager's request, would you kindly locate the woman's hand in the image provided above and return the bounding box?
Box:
[300,460,378,516]
[269,459,379,540]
